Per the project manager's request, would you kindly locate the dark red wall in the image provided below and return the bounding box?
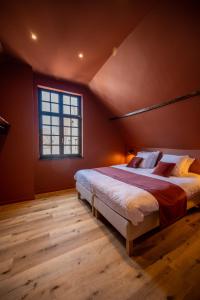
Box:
[90,0,200,150]
[34,74,125,194]
[0,59,35,204]
[0,59,125,204]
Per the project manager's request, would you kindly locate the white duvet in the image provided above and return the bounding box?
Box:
[74,165,200,225]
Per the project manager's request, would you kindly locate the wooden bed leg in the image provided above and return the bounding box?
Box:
[126,239,134,257]
[95,209,101,219]
[77,192,81,200]
[92,206,95,216]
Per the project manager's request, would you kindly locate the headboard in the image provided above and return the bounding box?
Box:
[137,148,200,159]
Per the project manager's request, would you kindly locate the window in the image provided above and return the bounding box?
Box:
[38,87,82,159]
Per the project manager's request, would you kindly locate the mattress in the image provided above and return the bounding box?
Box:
[74,164,200,225]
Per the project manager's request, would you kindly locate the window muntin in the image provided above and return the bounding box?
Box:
[39,87,82,158]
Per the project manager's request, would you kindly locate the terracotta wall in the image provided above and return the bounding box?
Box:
[0,59,35,204]
[0,59,125,204]
[34,74,125,194]
[90,0,200,150]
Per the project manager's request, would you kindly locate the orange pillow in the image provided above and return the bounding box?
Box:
[153,161,176,177]
[127,157,143,168]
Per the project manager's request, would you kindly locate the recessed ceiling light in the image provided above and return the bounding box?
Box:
[78,53,84,59]
[31,32,37,41]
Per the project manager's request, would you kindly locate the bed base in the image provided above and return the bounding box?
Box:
[94,196,160,256]
[76,182,159,256]
[76,182,200,256]
[93,204,135,256]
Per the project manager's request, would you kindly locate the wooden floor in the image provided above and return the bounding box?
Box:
[0,190,200,300]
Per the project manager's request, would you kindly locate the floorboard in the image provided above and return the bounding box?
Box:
[0,189,199,300]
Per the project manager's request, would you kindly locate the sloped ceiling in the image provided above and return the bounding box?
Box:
[90,0,200,149]
[0,0,156,83]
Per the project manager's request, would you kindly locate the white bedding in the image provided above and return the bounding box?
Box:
[74,165,200,225]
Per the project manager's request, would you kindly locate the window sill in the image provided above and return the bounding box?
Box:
[39,154,84,160]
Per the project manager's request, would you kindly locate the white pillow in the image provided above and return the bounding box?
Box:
[160,154,190,176]
[184,157,195,174]
[137,151,160,169]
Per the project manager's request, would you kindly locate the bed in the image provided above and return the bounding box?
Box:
[74,148,200,256]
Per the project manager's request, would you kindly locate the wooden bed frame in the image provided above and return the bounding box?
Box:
[76,148,200,256]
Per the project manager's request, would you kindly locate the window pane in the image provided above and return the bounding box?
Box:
[42,115,51,125]
[42,101,50,112]
[72,137,78,145]
[64,127,71,135]
[51,93,59,103]
[42,91,50,101]
[71,97,78,106]
[52,146,60,154]
[71,118,78,127]
[39,88,81,158]
[72,127,78,136]
[43,146,51,155]
[63,95,70,105]
[43,125,51,135]
[64,146,71,154]
[51,103,59,113]
[52,126,59,135]
[64,118,70,126]
[64,136,71,145]
[72,146,79,154]
[71,106,78,116]
[43,135,51,145]
[52,136,59,145]
[63,105,70,114]
[52,116,59,125]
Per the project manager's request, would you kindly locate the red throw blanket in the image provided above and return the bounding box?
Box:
[94,167,187,227]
